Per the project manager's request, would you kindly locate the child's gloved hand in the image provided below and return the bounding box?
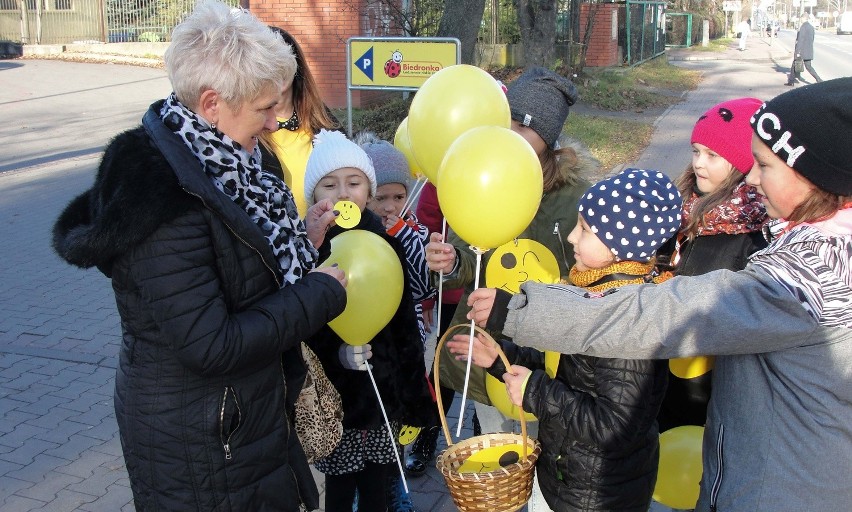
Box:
[338,344,373,371]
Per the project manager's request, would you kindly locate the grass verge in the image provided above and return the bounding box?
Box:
[564,115,654,173]
[687,37,734,52]
[577,57,700,111]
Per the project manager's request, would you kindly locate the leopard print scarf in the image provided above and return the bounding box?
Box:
[160,93,317,286]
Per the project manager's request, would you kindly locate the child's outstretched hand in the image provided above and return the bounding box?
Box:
[446,332,498,368]
[503,365,532,407]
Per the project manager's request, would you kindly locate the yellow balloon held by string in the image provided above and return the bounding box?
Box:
[407,64,511,184]
[320,230,403,346]
[669,356,715,379]
[457,444,523,474]
[333,200,361,229]
[437,126,543,250]
[654,425,704,510]
[393,117,423,179]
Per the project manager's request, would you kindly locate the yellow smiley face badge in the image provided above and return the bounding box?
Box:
[485,238,560,294]
[457,444,523,473]
[333,200,361,229]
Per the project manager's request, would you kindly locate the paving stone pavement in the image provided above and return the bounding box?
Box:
[0,32,833,511]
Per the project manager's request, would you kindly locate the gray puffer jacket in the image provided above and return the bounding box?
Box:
[497,217,852,511]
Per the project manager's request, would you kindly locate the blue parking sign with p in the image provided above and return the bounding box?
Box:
[356,47,373,81]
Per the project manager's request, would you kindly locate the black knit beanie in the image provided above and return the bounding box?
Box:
[750,77,852,196]
[506,67,578,148]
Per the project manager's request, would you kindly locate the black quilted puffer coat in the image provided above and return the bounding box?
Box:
[52,101,346,511]
[488,339,667,512]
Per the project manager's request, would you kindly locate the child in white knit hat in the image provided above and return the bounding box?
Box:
[303,129,432,512]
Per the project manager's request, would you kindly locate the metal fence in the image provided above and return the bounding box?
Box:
[622,0,666,66]
[0,0,237,45]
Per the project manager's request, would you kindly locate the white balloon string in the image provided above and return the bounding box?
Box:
[400,176,427,219]
[367,364,409,494]
[457,247,483,438]
[436,218,447,341]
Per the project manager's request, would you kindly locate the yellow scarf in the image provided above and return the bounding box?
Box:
[566,260,673,293]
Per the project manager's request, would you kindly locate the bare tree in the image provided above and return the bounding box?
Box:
[516,0,558,67]
[436,0,487,64]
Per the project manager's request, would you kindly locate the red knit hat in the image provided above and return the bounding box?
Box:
[691,97,763,174]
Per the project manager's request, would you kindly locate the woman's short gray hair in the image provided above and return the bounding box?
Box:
[164,0,296,110]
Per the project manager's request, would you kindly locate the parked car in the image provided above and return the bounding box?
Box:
[838,12,852,35]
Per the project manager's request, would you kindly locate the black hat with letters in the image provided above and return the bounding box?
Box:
[750,77,852,196]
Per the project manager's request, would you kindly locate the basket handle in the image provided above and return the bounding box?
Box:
[434,323,529,459]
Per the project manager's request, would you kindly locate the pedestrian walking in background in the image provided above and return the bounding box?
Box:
[786,13,822,86]
[51,1,348,510]
[737,18,751,51]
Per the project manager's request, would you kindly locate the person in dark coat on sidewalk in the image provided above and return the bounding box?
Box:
[51,1,347,510]
[786,13,822,86]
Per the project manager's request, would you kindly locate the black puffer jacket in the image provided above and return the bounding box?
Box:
[52,101,346,511]
[489,340,666,511]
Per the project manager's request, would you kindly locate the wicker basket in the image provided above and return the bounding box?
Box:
[434,324,541,512]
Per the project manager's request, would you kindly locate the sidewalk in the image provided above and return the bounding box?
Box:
[0,37,794,511]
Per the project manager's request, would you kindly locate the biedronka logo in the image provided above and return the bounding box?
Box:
[383,49,442,79]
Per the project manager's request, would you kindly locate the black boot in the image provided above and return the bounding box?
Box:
[472,411,482,437]
[404,426,439,476]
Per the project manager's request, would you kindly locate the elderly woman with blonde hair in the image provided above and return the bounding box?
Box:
[52,1,347,510]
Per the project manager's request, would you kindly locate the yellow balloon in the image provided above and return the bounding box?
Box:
[457,443,523,473]
[437,126,543,250]
[669,356,715,379]
[485,373,537,422]
[544,351,560,379]
[486,238,560,294]
[393,117,423,179]
[654,426,704,510]
[320,230,403,346]
[407,64,511,183]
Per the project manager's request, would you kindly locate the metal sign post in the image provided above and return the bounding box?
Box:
[346,37,461,136]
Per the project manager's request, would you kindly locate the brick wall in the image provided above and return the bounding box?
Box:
[252,0,402,108]
[579,3,620,68]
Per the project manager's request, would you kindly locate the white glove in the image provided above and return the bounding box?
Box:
[338,344,372,371]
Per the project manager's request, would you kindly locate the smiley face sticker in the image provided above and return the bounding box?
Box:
[398,425,421,446]
[485,238,560,294]
[457,444,523,473]
[334,200,361,229]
